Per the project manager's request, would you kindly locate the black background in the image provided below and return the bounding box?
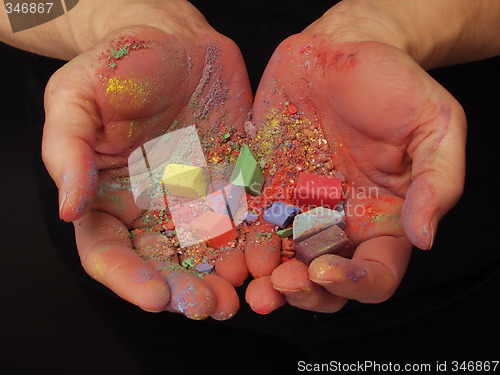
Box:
[1,1,500,373]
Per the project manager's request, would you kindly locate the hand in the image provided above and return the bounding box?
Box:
[42,1,252,319]
[245,11,466,313]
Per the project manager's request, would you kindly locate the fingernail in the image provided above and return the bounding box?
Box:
[59,174,68,218]
[59,190,67,218]
[273,284,311,294]
[311,255,366,283]
[428,221,435,249]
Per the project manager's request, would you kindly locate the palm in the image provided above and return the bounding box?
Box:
[247,33,465,311]
[42,27,252,317]
[254,34,462,247]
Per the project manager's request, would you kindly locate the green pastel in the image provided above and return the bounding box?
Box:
[230,144,264,195]
[276,227,293,238]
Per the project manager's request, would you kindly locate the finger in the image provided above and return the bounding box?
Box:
[403,96,467,249]
[161,268,216,320]
[244,226,282,278]
[134,232,217,320]
[308,236,413,303]
[214,248,249,287]
[42,63,99,222]
[245,276,286,315]
[271,259,347,313]
[74,211,169,312]
[203,274,240,320]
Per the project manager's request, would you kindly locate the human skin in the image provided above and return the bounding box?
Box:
[44,27,253,318]
[246,35,463,312]
[245,0,500,312]
[1,0,500,317]
[1,0,254,319]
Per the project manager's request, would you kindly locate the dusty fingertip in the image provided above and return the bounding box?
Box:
[203,274,240,321]
[270,259,310,292]
[245,276,286,315]
[245,227,282,278]
[245,241,281,278]
[139,278,171,313]
[309,255,367,284]
[401,182,435,250]
[162,270,216,320]
[215,249,249,287]
[59,190,95,222]
[403,217,434,250]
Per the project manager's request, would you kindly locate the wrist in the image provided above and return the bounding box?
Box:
[303,1,414,60]
[305,0,500,70]
[1,0,211,60]
[75,0,210,55]
[68,0,209,56]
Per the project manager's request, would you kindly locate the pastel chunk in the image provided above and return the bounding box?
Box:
[195,263,214,274]
[336,200,346,218]
[189,211,237,248]
[294,173,342,209]
[295,225,355,265]
[230,144,264,195]
[244,211,259,224]
[293,207,344,241]
[162,164,207,199]
[276,227,293,238]
[263,201,300,229]
[207,228,238,248]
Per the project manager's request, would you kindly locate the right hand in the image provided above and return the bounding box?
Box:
[42,0,253,319]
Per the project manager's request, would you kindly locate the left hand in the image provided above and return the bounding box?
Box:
[245,11,466,313]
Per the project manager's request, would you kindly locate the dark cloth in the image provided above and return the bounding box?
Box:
[23,0,500,371]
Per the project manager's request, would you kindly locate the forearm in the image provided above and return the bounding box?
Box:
[0,0,207,60]
[309,0,500,70]
[0,0,102,59]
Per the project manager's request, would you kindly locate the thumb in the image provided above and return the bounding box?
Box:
[403,98,467,249]
[42,63,99,222]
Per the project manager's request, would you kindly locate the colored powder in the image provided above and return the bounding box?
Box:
[103,77,148,109]
[105,77,146,97]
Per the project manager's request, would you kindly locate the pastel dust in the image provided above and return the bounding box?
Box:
[131,97,359,285]
[91,256,106,280]
[343,191,404,241]
[315,45,358,76]
[97,36,150,73]
[101,76,149,109]
[136,268,154,283]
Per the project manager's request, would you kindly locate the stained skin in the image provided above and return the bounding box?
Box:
[246,33,466,312]
[43,21,466,318]
[43,26,253,317]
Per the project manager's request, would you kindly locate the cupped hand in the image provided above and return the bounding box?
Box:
[42,3,253,319]
[245,30,466,312]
